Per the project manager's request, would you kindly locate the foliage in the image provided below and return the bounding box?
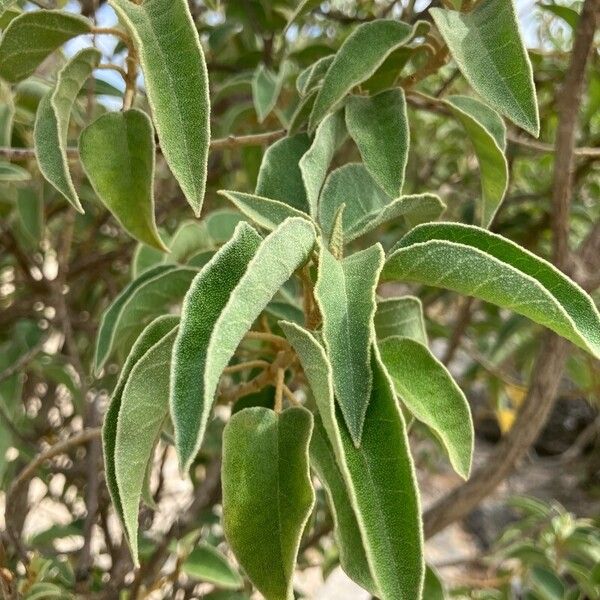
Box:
[0,1,598,599]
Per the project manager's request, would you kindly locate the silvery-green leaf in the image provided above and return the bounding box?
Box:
[309,20,425,130]
[423,566,445,600]
[218,190,312,232]
[379,336,474,478]
[309,417,377,595]
[115,326,178,563]
[315,243,384,446]
[0,81,14,145]
[0,10,92,83]
[94,265,196,372]
[182,543,244,590]
[299,110,346,218]
[80,109,167,251]
[131,243,167,279]
[255,133,311,213]
[252,64,279,123]
[431,0,539,136]
[296,55,334,96]
[34,48,100,213]
[375,296,427,344]
[281,322,424,600]
[16,187,43,245]
[102,315,178,543]
[222,407,314,600]
[171,218,316,471]
[110,0,210,216]
[0,161,29,181]
[346,88,409,198]
[384,223,600,359]
[445,95,508,227]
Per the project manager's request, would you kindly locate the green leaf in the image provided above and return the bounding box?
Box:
[315,243,384,446]
[379,336,474,478]
[0,1,17,18]
[281,322,424,600]
[383,223,600,359]
[115,326,178,563]
[94,264,196,372]
[0,81,14,145]
[530,566,565,600]
[252,64,279,122]
[79,109,167,251]
[296,55,334,97]
[181,543,243,590]
[131,243,166,278]
[17,187,43,245]
[539,3,579,30]
[102,315,178,544]
[0,10,91,83]
[309,20,422,130]
[309,418,377,595]
[423,566,445,600]
[172,218,316,471]
[222,407,314,600]
[255,133,311,213]
[218,190,311,232]
[431,0,540,136]
[346,88,409,198]
[110,0,210,216]
[34,48,100,213]
[0,161,29,181]
[374,296,427,344]
[299,110,346,218]
[445,95,508,227]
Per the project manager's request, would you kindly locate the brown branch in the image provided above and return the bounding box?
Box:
[507,132,600,158]
[423,0,600,539]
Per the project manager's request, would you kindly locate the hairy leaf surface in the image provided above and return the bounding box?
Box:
[110,0,210,216]
[80,109,166,250]
[0,10,91,82]
[374,296,427,344]
[172,218,316,470]
[309,20,423,129]
[115,326,178,563]
[299,110,346,218]
[94,265,196,372]
[102,315,178,542]
[0,161,29,181]
[445,95,508,227]
[34,48,100,213]
[379,336,474,478]
[315,243,384,446]
[255,133,311,212]
[222,407,314,600]
[218,190,311,231]
[384,223,600,359]
[281,323,424,600]
[431,0,539,136]
[345,88,409,198]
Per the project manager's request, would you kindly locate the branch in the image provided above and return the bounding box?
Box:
[0,129,286,160]
[423,0,600,539]
[507,132,600,158]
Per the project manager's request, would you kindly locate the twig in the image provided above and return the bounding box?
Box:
[0,339,46,384]
[0,129,286,159]
[274,368,284,413]
[223,359,270,374]
[508,132,600,158]
[244,330,290,348]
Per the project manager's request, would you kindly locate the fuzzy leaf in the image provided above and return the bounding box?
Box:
[0,161,29,181]
[94,265,196,372]
[309,20,423,130]
[115,326,178,563]
[299,110,346,218]
[110,0,210,216]
[172,219,316,471]
[218,190,311,232]
[79,109,166,251]
[423,566,445,600]
[445,95,508,227]
[255,133,311,212]
[315,243,384,446]
[182,543,244,590]
[252,64,279,122]
[374,296,427,344]
[296,55,334,96]
[384,223,600,359]
[379,336,474,478]
[0,10,91,83]
[345,88,409,198]
[431,0,539,136]
[309,418,377,595]
[281,322,424,600]
[102,315,178,543]
[34,48,100,213]
[222,407,314,600]
[319,163,444,243]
